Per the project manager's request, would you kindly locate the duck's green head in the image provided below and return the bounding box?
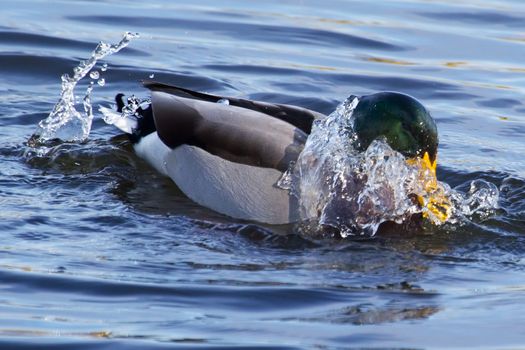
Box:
[352,92,438,164]
[351,92,450,222]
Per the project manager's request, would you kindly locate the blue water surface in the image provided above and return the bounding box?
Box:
[0,0,524,348]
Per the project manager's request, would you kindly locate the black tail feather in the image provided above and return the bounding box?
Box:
[115,93,126,113]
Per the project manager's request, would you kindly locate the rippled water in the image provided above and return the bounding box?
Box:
[1,0,524,348]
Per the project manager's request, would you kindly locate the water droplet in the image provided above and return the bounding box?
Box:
[89,71,100,79]
[149,73,155,79]
[97,78,105,86]
[217,98,230,105]
[101,63,108,72]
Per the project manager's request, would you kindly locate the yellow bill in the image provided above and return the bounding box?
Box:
[406,152,452,223]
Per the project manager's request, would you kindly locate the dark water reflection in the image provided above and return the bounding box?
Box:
[0,0,524,348]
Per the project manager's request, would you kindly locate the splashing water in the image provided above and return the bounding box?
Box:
[280,96,500,237]
[34,32,139,143]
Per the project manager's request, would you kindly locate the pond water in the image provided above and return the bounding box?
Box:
[0,0,524,348]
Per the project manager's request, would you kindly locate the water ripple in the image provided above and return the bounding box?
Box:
[0,31,95,50]
[418,10,525,28]
[67,15,408,51]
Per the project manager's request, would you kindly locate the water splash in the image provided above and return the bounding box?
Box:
[33,32,139,143]
[281,96,500,237]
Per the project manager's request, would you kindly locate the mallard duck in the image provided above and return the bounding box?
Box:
[112,81,449,225]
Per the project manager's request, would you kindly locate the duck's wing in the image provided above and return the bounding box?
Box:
[148,90,307,172]
[143,80,325,134]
